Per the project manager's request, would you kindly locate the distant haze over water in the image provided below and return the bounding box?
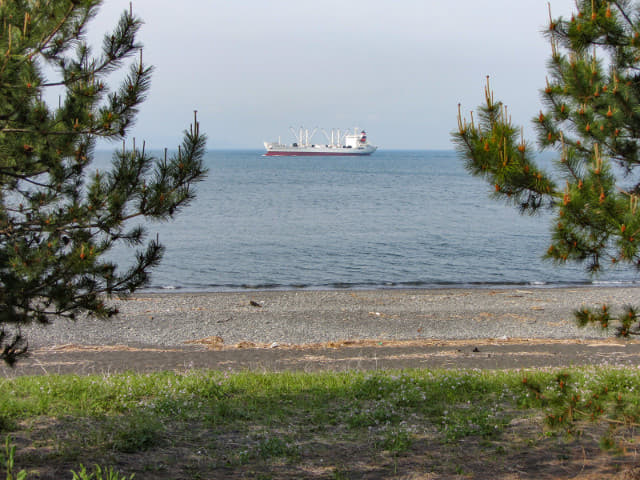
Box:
[101,150,638,292]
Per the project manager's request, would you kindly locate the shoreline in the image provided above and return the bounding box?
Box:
[5,285,640,375]
[140,281,640,295]
[20,285,640,350]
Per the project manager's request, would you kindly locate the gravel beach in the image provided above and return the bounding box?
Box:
[20,286,640,347]
[5,286,640,376]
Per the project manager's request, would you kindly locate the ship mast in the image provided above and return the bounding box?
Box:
[289,127,300,145]
[289,126,318,146]
[320,128,340,146]
[307,127,317,145]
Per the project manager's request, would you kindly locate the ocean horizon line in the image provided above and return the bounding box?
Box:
[93,148,459,153]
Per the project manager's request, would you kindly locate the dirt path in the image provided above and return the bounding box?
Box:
[4,337,640,377]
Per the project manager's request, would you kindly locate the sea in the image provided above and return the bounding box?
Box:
[101,149,639,292]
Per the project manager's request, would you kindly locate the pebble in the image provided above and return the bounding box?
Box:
[17,287,640,349]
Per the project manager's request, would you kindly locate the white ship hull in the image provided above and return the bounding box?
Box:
[263,144,377,156]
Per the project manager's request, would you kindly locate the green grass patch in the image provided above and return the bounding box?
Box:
[2,367,640,478]
[3,368,640,430]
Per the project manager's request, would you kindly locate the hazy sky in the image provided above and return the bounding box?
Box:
[84,0,577,150]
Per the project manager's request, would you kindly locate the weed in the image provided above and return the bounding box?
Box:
[0,416,15,433]
[70,464,135,480]
[439,403,508,442]
[256,434,299,460]
[109,414,162,453]
[1,437,26,480]
[347,401,402,428]
[380,427,412,454]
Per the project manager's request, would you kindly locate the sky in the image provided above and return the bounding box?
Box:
[82,0,578,151]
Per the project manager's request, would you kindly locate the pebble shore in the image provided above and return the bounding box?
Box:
[20,286,640,350]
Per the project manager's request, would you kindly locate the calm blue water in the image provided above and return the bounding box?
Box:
[103,150,639,292]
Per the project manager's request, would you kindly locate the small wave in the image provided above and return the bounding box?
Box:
[139,278,639,293]
[592,279,640,286]
[239,283,286,290]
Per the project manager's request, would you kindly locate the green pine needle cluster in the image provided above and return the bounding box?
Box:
[453,0,640,339]
[575,303,640,337]
[0,1,207,364]
[454,0,640,272]
[522,370,640,446]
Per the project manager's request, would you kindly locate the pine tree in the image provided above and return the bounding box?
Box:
[0,0,207,364]
[453,0,640,337]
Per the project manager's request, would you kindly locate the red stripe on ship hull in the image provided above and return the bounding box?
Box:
[264,151,373,156]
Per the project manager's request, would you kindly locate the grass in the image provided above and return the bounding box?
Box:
[1,367,640,478]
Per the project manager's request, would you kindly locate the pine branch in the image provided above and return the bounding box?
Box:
[0,1,207,364]
[26,3,76,62]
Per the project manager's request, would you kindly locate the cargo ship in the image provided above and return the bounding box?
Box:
[264,127,377,156]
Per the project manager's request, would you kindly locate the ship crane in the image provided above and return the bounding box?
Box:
[289,126,318,146]
[320,128,349,147]
[320,129,339,146]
